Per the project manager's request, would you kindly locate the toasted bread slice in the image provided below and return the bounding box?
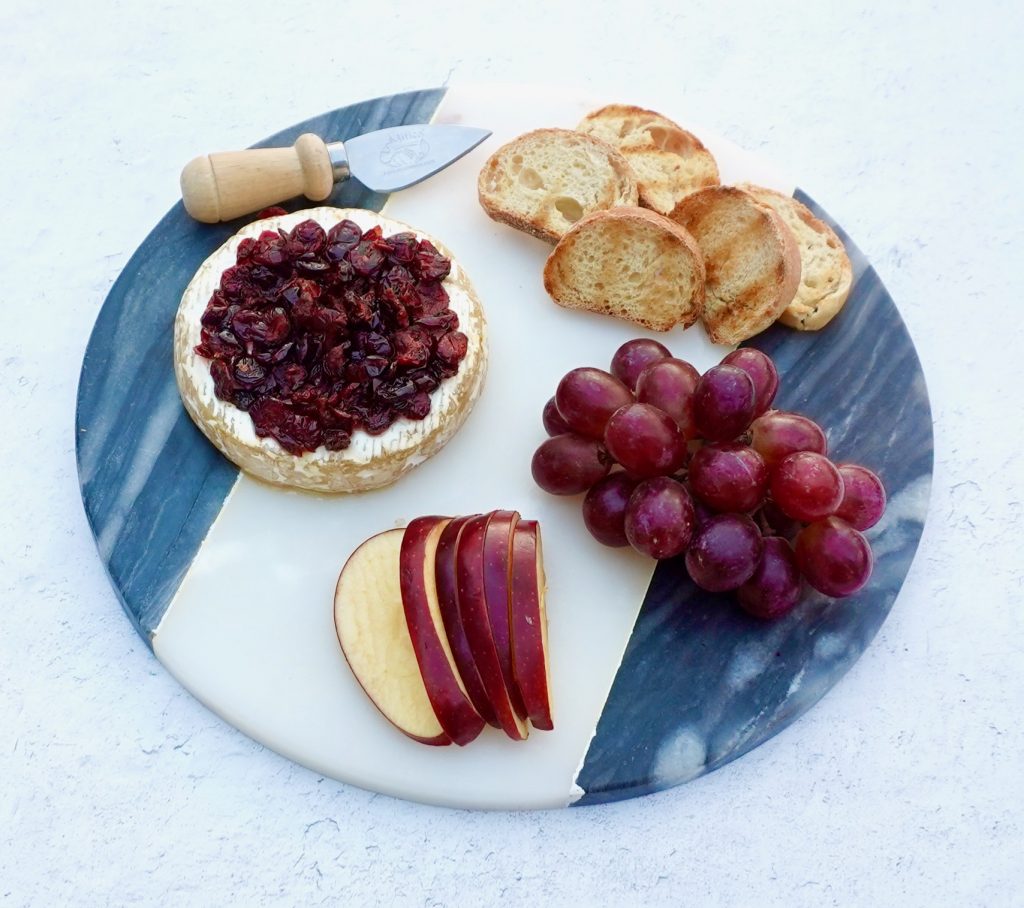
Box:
[543,206,705,332]
[577,104,687,146]
[477,129,638,244]
[577,105,720,215]
[737,184,853,330]
[669,187,801,345]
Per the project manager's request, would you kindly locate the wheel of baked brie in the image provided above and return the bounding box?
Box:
[174,207,488,493]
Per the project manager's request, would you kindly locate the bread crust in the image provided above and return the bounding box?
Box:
[737,184,853,330]
[477,128,638,244]
[577,103,687,136]
[670,186,801,345]
[174,207,488,494]
[542,205,706,332]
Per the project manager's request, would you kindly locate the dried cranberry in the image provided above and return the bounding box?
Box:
[363,410,394,435]
[326,220,362,257]
[219,266,250,300]
[417,311,459,333]
[436,331,468,366]
[288,220,327,256]
[250,398,323,455]
[380,266,415,306]
[346,290,376,325]
[409,370,440,393]
[416,281,450,313]
[348,238,385,277]
[404,392,432,420]
[394,328,431,368]
[253,233,288,268]
[415,240,451,280]
[388,232,419,264]
[236,238,258,261]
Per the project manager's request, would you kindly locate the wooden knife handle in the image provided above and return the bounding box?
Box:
[180,133,336,223]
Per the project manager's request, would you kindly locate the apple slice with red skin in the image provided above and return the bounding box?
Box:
[399,516,487,746]
[510,520,554,730]
[334,529,451,746]
[482,509,529,721]
[456,513,529,741]
[433,515,499,728]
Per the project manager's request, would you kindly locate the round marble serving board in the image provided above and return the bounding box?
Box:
[76,85,932,809]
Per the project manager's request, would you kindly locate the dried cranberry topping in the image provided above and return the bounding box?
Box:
[196,218,468,455]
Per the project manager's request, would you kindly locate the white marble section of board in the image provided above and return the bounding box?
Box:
[153,84,788,809]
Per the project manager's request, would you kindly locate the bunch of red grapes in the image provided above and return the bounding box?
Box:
[531,339,887,619]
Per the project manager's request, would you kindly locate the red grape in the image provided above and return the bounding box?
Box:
[721,348,779,417]
[771,451,844,522]
[685,513,764,591]
[835,464,887,531]
[542,396,572,436]
[531,434,611,495]
[693,365,756,441]
[604,403,688,478]
[750,410,828,466]
[555,367,634,440]
[688,442,769,513]
[635,358,700,439]
[795,517,873,597]
[610,338,672,391]
[737,537,802,619]
[582,473,640,547]
[624,477,696,559]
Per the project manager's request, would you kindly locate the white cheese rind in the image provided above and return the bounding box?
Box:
[173,207,488,493]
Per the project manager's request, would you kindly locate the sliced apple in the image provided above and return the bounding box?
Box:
[482,509,528,720]
[433,515,499,727]
[456,514,529,741]
[334,529,450,746]
[510,520,553,730]
[399,516,486,746]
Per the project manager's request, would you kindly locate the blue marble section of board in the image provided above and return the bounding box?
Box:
[76,88,447,644]
[573,190,933,805]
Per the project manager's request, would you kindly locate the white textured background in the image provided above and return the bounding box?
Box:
[2,1,1022,905]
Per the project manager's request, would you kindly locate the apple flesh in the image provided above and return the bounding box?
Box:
[482,510,528,720]
[334,529,450,746]
[433,515,499,727]
[456,514,529,741]
[510,520,553,730]
[400,516,486,746]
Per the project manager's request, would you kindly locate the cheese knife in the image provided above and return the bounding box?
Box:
[180,124,491,223]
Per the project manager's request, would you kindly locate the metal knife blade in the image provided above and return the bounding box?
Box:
[340,125,491,193]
